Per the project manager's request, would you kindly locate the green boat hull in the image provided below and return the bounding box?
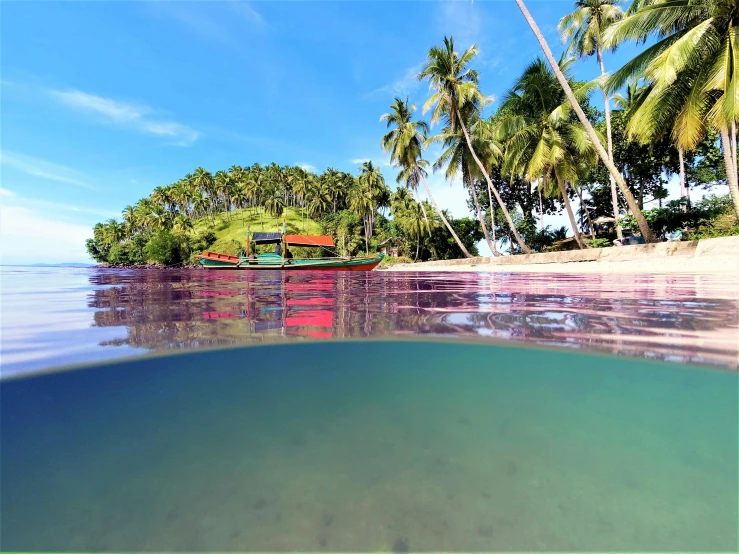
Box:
[197,252,385,271]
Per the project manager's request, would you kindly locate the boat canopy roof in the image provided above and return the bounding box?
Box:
[251,232,283,244]
[284,235,334,247]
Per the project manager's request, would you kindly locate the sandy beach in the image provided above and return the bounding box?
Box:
[385,236,739,276]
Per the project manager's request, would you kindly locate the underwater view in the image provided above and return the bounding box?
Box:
[1,267,738,551]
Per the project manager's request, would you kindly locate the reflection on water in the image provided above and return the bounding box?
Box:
[2,342,737,551]
[1,266,738,375]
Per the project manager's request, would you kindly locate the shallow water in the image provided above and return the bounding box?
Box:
[1,267,738,551]
[1,266,738,375]
[2,342,737,551]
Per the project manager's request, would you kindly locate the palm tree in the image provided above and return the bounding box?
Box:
[602,0,739,218]
[559,0,625,238]
[231,183,249,224]
[514,0,656,241]
[380,96,474,257]
[172,214,193,235]
[431,106,502,255]
[192,167,216,219]
[497,57,597,249]
[399,198,436,261]
[418,36,533,253]
[358,161,384,244]
[349,179,375,254]
[263,185,285,220]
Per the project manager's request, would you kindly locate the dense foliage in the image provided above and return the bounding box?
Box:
[89,1,739,266]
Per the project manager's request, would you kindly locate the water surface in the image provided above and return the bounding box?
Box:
[1,266,737,375]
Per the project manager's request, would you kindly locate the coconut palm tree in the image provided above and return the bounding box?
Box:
[497,57,597,249]
[430,105,502,255]
[514,0,656,241]
[418,36,533,253]
[192,167,216,218]
[308,177,332,219]
[358,161,384,243]
[348,179,375,254]
[602,0,739,218]
[172,214,193,235]
[380,96,474,257]
[559,0,626,238]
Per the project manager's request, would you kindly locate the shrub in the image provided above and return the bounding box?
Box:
[144,230,185,266]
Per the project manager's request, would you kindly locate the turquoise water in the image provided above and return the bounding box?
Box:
[2,341,737,552]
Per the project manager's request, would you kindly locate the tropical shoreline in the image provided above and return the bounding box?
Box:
[384,236,739,276]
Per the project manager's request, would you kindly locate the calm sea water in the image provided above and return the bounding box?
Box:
[1,266,738,375]
[1,267,738,551]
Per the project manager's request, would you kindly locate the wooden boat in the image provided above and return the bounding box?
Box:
[196,232,384,271]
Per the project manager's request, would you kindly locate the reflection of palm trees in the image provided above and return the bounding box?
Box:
[86,271,737,368]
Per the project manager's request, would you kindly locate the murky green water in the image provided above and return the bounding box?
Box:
[2,341,736,552]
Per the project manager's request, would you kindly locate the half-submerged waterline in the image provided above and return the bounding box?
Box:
[1,341,737,552]
[1,266,737,377]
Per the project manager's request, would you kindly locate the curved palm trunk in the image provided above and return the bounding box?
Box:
[597,47,623,240]
[557,178,586,249]
[469,180,496,255]
[485,180,501,256]
[516,0,656,243]
[456,108,532,253]
[418,172,474,258]
[719,127,739,219]
[415,236,420,261]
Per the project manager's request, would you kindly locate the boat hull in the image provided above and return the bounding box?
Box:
[196,252,384,271]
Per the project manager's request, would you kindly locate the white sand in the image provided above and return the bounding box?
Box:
[385,254,739,275]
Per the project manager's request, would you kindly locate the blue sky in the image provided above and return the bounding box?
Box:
[1,0,664,263]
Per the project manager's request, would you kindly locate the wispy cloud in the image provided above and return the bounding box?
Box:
[0,187,16,197]
[1,151,97,190]
[49,89,200,146]
[350,158,371,165]
[142,0,265,48]
[365,64,422,99]
[435,0,483,50]
[298,163,317,172]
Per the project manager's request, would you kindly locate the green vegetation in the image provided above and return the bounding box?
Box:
[89,1,739,266]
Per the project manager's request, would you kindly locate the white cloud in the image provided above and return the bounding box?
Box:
[365,64,423,99]
[49,89,200,146]
[298,163,317,172]
[435,0,482,50]
[350,158,371,164]
[0,205,92,264]
[1,151,97,190]
[0,187,15,197]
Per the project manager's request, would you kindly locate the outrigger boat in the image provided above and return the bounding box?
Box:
[197,228,384,271]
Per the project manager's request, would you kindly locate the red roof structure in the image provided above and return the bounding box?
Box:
[283,235,335,247]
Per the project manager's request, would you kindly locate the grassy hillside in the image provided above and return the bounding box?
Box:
[194,207,323,256]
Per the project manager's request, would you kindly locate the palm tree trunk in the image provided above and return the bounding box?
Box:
[470,181,496,255]
[516,0,656,243]
[732,121,738,186]
[455,107,532,253]
[414,188,431,233]
[537,181,544,228]
[719,127,739,219]
[485,179,501,256]
[418,171,474,258]
[597,46,623,240]
[415,236,420,262]
[678,146,687,211]
[557,178,586,249]
[575,185,594,238]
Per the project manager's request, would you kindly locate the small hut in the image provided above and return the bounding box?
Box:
[378,237,403,257]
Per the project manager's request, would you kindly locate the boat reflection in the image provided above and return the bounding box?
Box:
[86,270,739,369]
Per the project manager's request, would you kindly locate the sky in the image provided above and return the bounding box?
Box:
[0,0,689,264]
